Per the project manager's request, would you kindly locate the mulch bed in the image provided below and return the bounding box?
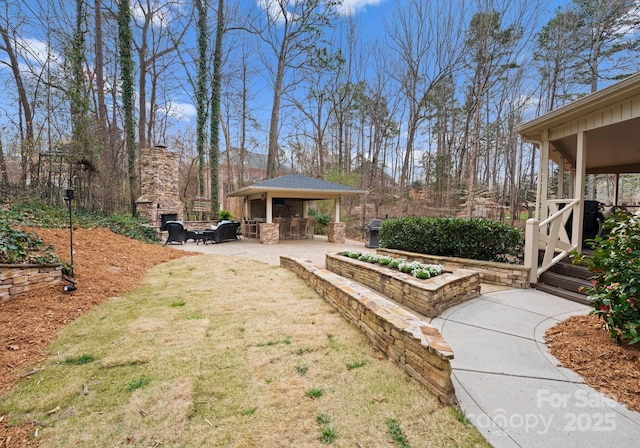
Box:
[546,314,640,413]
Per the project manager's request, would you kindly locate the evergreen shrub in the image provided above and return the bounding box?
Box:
[379,217,523,263]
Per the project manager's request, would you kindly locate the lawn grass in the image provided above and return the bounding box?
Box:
[0,254,489,447]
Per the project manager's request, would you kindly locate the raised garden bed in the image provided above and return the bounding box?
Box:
[326,252,480,318]
[376,248,530,288]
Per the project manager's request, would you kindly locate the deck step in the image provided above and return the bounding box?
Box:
[547,260,592,280]
[535,251,594,302]
[538,270,591,292]
[533,282,591,305]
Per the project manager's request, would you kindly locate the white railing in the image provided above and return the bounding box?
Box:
[524,198,580,284]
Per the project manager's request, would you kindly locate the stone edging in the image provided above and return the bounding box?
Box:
[0,263,63,301]
[326,252,480,318]
[280,255,456,405]
[376,248,530,288]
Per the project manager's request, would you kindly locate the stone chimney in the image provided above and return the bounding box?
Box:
[135,146,183,229]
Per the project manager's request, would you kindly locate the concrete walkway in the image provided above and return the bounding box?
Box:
[431,290,640,447]
[169,237,640,447]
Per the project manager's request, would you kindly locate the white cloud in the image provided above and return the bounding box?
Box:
[337,0,385,15]
[257,0,383,21]
[131,1,177,28]
[161,101,197,122]
[17,37,61,67]
[257,0,294,23]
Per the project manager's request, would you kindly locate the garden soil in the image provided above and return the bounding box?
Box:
[1,228,639,447]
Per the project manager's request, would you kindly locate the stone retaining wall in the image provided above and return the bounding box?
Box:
[376,248,530,288]
[326,253,480,318]
[0,264,63,301]
[281,255,456,405]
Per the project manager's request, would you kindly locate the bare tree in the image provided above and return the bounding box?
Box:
[252,0,340,178]
[386,0,467,213]
[0,16,35,188]
[131,0,190,149]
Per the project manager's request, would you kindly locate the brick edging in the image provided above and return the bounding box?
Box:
[280,255,456,405]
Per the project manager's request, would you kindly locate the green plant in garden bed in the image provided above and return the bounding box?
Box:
[1,203,159,243]
[0,221,60,265]
[341,251,444,280]
[572,210,640,345]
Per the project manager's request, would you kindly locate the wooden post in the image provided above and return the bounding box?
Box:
[524,218,539,285]
[573,131,587,251]
[538,130,550,222]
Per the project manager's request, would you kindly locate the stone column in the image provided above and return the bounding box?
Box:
[260,223,279,245]
[327,222,346,243]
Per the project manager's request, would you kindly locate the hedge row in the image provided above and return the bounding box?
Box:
[379,217,524,264]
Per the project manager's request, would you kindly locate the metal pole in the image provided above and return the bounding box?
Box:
[66,187,74,276]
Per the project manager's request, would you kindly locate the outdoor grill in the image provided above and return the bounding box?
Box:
[365,218,382,248]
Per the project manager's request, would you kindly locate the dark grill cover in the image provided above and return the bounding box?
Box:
[366,219,382,230]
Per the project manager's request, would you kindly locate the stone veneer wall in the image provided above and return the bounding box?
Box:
[281,255,456,404]
[327,222,346,243]
[376,248,530,288]
[260,223,279,245]
[326,253,480,318]
[1,264,62,301]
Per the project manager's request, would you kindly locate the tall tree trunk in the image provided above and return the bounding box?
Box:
[267,38,287,179]
[94,0,108,154]
[195,0,208,196]
[118,0,137,213]
[0,134,8,186]
[0,24,35,189]
[209,0,224,213]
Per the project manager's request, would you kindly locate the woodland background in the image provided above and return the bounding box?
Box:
[1,0,640,226]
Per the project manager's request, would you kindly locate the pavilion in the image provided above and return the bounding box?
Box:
[517,72,640,285]
[228,173,365,244]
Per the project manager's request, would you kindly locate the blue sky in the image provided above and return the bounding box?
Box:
[0,0,572,150]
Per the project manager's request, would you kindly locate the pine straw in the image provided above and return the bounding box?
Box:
[546,314,640,413]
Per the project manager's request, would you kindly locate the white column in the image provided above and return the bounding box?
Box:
[573,131,587,250]
[266,193,273,223]
[568,170,575,198]
[525,218,540,284]
[557,156,565,199]
[537,130,550,221]
[334,197,341,222]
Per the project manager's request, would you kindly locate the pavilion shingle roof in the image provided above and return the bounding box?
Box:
[252,174,362,192]
[228,173,365,198]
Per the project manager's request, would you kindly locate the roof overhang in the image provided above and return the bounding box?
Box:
[228,186,364,201]
[228,174,366,200]
[516,72,640,174]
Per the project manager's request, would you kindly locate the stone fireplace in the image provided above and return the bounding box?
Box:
[135,146,183,230]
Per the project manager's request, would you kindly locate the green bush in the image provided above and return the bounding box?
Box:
[572,211,640,345]
[308,208,331,235]
[218,209,232,220]
[0,221,60,265]
[379,217,523,263]
[42,207,159,243]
